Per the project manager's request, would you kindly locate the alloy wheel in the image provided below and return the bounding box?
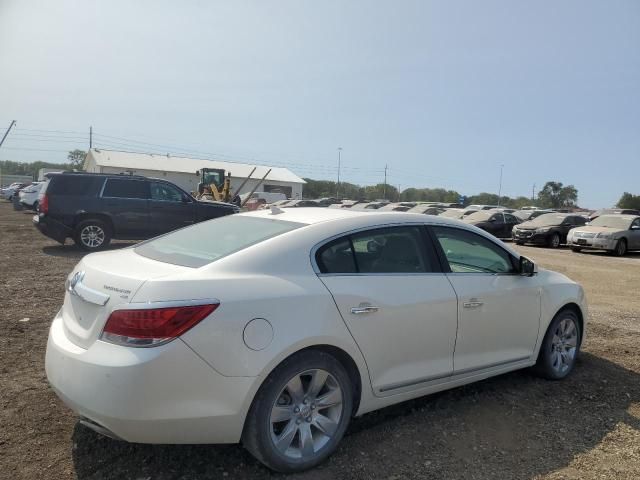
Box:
[550,317,578,374]
[80,225,105,249]
[551,234,560,248]
[269,369,343,460]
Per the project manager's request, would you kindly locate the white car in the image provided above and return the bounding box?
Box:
[46,208,587,472]
[18,182,42,210]
[567,214,640,256]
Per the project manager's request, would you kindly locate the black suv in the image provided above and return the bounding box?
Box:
[35,172,238,250]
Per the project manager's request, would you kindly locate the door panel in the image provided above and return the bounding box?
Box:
[445,274,541,372]
[149,182,196,234]
[321,275,458,393]
[101,179,150,236]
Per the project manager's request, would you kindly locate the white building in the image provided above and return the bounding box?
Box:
[83,149,305,199]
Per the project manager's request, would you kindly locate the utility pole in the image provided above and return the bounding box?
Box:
[0,120,16,189]
[397,184,401,202]
[497,164,504,207]
[383,164,388,200]
[0,120,16,149]
[89,126,93,149]
[336,147,342,198]
[531,183,536,203]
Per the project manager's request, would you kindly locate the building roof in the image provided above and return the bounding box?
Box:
[85,149,306,184]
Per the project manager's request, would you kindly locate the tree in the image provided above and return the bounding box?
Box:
[67,149,87,169]
[616,192,640,210]
[537,181,578,209]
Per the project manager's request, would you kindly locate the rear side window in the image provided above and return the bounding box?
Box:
[46,176,104,196]
[316,226,438,274]
[102,179,150,199]
[135,216,304,267]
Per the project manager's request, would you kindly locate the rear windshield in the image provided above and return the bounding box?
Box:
[135,215,304,267]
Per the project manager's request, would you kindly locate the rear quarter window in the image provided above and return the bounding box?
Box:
[46,176,105,196]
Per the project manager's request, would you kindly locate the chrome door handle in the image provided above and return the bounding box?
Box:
[350,305,379,314]
[463,299,484,309]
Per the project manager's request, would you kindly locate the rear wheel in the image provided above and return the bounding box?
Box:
[548,233,561,248]
[73,219,111,251]
[613,239,627,257]
[242,350,353,473]
[533,310,581,380]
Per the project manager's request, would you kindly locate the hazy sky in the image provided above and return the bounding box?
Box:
[1,0,638,207]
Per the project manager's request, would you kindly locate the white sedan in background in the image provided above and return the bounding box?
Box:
[568,214,640,256]
[46,208,587,472]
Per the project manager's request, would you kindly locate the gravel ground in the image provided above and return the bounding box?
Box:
[1,201,639,480]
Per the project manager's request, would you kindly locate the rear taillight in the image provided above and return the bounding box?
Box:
[101,303,219,347]
[39,193,49,214]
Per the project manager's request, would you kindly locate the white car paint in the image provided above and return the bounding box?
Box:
[46,208,587,450]
[19,182,42,208]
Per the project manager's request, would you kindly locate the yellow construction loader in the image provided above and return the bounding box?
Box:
[195,166,271,207]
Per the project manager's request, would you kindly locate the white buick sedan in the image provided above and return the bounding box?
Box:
[46,208,587,472]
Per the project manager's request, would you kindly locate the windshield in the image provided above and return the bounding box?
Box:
[439,209,463,218]
[464,211,492,222]
[589,215,633,230]
[135,215,304,267]
[527,213,568,226]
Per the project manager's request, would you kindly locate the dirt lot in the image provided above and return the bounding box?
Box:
[1,201,639,480]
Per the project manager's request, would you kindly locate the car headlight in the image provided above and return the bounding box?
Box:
[597,232,612,239]
[535,227,551,233]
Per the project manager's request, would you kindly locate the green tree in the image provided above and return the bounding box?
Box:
[537,181,578,209]
[616,192,640,210]
[67,149,87,169]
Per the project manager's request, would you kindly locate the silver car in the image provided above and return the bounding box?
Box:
[567,214,640,256]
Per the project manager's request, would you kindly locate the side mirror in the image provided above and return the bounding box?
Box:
[519,256,537,276]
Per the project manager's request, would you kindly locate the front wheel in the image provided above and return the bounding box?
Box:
[533,310,581,380]
[548,233,561,248]
[242,350,353,473]
[613,239,627,257]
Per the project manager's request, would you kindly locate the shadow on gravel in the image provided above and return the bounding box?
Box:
[71,353,640,480]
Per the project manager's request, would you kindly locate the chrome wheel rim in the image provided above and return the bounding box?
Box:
[80,225,105,248]
[270,369,343,460]
[551,234,560,248]
[550,317,578,374]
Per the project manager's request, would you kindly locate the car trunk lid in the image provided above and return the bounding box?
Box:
[61,248,188,349]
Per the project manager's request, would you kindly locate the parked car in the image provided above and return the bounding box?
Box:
[46,208,586,472]
[567,214,640,256]
[463,210,521,239]
[34,172,238,251]
[18,182,43,210]
[282,199,320,208]
[438,208,466,219]
[407,204,445,215]
[315,197,342,207]
[2,182,29,200]
[378,202,417,212]
[588,208,640,221]
[513,213,588,248]
[467,204,500,211]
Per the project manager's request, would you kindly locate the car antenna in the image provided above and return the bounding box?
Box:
[270,205,284,215]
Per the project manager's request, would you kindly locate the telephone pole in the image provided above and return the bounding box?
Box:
[497,164,504,207]
[89,126,93,149]
[0,120,16,149]
[531,184,536,202]
[383,164,388,200]
[336,147,342,198]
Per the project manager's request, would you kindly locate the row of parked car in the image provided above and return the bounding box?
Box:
[4,174,639,256]
[264,198,640,256]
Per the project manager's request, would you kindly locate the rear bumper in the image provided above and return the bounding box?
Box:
[34,215,71,244]
[45,314,255,444]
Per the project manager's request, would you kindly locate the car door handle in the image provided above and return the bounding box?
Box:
[463,299,484,309]
[350,305,379,314]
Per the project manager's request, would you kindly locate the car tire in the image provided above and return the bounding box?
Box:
[571,247,582,253]
[548,233,561,248]
[73,219,112,251]
[242,350,354,473]
[613,238,627,257]
[533,309,581,380]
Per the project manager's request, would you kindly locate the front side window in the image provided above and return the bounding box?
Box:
[432,226,516,274]
[102,179,150,199]
[316,226,437,274]
[151,182,184,202]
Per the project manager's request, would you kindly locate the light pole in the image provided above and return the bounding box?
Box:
[336,147,342,198]
[497,164,504,207]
